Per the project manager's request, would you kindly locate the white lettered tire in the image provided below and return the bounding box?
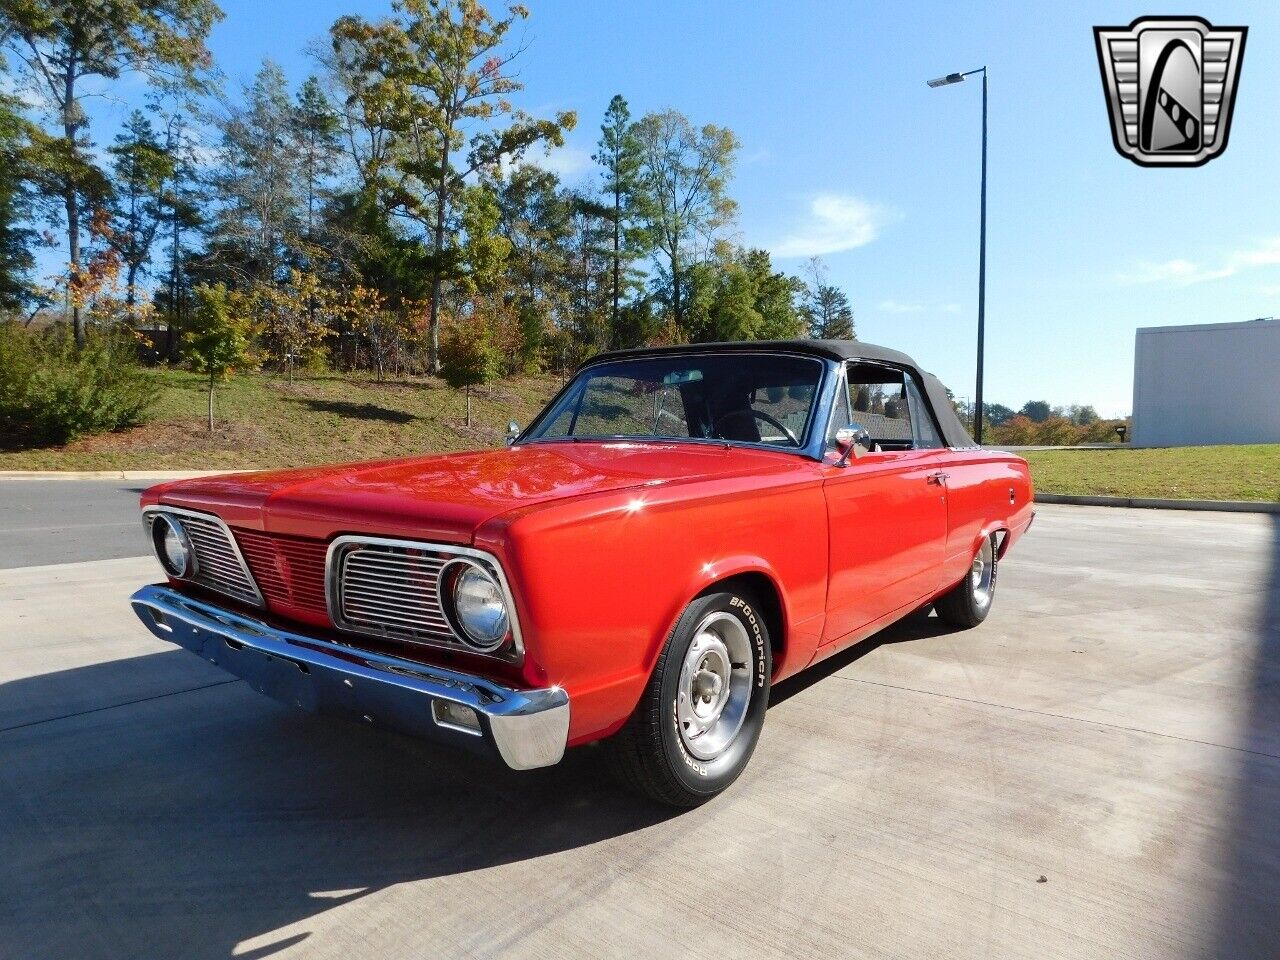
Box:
[607,589,772,806]
[935,533,998,628]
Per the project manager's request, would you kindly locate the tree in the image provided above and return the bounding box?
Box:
[187,283,257,431]
[494,165,571,352]
[331,0,575,372]
[0,93,37,311]
[684,246,802,343]
[983,402,1016,426]
[214,61,302,285]
[0,0,222,346]
[107,112,175,319]
[1020,400,1052,423]
[632,109,739,330]
[1067,404,1100,426]
[801,257,855,340]
[438,317,498,426]
[156,115,207,359]
[292,76,341,253]
[742,248,804,340]
[593,94,645,341]
[253,270,333,385]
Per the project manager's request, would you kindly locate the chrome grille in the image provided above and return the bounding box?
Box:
[145,508,263,607]
[329,537,522,660]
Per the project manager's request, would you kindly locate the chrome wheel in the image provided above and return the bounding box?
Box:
[971,536,995,612]
[676,611,753,761]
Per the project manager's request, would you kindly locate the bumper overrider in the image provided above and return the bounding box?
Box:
[130,585,570,770]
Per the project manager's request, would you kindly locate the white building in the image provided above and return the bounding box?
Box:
[1131,317,1280,447]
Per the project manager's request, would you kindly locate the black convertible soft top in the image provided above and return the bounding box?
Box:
[583,339,977,450]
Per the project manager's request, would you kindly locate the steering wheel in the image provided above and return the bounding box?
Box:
[714,408,800,446]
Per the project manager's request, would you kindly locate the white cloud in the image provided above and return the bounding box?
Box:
[1116,237,1280,287]
[520,143,593,182]
[940,303,962,313]
[878,300,924,313]
[773,193,894,258]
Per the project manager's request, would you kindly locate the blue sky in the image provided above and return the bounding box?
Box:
[80,0,1280,416]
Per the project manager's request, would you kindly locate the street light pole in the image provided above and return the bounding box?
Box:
[928,65,988,444]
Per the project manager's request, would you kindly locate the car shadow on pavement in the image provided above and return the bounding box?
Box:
[0,657,675,960]
[770,605,958,707]
[1206,516,1280,959]
[0,606,961,960]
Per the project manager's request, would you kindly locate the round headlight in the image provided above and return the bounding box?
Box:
[151,514,194,578]
[446,562,510,651]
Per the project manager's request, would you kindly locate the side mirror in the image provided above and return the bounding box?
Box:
[833,424,872,467]
[505,421,521,446]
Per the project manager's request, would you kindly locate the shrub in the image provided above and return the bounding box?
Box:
[0,321,153,447]
[438,320,499,427]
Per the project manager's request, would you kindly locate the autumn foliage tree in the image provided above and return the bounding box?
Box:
[438,316,498,426]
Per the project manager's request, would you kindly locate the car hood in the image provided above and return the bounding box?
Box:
[148,441,808,542]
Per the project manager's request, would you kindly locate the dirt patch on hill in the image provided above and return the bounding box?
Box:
[63,418,270,455]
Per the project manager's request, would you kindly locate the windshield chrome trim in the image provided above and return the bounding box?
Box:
[514,435,821,459]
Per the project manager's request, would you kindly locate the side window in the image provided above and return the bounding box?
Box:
[825,369,853,451]
[906,376,945,449]
[847,364,913,449]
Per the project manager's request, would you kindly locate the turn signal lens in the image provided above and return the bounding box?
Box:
[433,700,482,734]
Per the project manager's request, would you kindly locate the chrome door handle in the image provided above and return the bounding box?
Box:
[926,471,949,485]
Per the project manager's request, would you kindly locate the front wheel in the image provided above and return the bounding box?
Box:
[934,533,998,628]
[607,590,772,807]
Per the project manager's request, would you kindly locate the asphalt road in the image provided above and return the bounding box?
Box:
[0,479,148,568]
[1,490,1277,960]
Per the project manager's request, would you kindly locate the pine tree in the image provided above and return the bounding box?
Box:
[593,95,645,344]
[107,112,175,320]
[801,258,855,340]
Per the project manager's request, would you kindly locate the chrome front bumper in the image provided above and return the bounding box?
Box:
[130,585,569,770]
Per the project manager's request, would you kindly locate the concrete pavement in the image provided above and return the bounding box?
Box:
[0,502,1277,959]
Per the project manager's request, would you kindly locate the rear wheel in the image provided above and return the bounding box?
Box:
[607,590,771,807]
[935,533,997,628]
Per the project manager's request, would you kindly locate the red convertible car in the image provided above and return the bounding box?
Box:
[131,340,1033,805]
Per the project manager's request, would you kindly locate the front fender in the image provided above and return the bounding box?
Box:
[475,472,828,746]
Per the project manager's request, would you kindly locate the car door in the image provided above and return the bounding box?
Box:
[820,363,950,647]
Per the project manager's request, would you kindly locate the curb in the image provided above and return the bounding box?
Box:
[1036,493,1280,514]
[0,470,253,482]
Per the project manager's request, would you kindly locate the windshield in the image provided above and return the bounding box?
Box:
[525,353,824,449]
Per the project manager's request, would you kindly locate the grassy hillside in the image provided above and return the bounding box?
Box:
[0,368,562,471]
[4,369,1278,504]
[1023,445,1280,502]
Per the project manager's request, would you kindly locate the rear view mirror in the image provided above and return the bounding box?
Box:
[834,424,872,467]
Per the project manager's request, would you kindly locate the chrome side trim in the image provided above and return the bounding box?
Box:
[325,535,525,663]
[130,584,568,770]
[141,505,265,608]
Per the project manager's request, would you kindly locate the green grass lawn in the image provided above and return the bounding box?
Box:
[1024,446,1280,502]
[0,368,563,471]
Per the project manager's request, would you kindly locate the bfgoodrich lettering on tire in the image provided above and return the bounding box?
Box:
[607,589,772,807]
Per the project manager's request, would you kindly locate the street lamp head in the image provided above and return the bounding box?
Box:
[927,72,966,88]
